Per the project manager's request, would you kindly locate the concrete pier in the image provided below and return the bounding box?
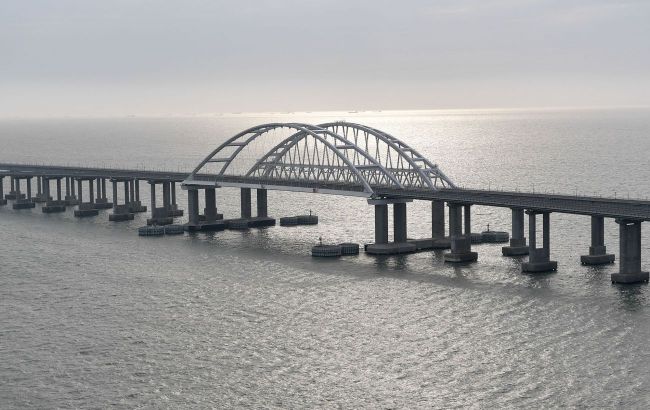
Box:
[93,177,112,209]
[431,200,446,241]
[366,198,416,254]
[257,189,268,217]
[611,219,649,283]
[220,187,274,229]
[5,176,25,200]
[109,179,134,221]
[502,208,529,256]
[522,211,557,273]
[65,177,78,204]
[185,187,225,231]
[74,179,99,217]
[128,179,147,213]
[12,177,36,209]
[241,188,252,218]
[32,176,47,203]
[42,177,67,213]
[0,176,6,205]
[166,182,183,216]
[146,181,173,225]
[580,216,615,265]
[444,203,478,262]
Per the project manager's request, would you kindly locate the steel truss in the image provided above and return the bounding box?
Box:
[184,122,456,196]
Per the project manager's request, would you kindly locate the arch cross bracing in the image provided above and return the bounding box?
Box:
[183,122,456,197]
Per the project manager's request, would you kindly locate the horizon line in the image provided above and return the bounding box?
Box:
[1,104,649,120]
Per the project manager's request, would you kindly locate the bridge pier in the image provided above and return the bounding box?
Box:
[444,203,478,262]
[74,178,99,217]
[66,177,78,204]
[502,208,529,256]
[580,216,615,265]
[431,200,449,248]
[0,176,6,205]
[109,179,134,221]
[241,188,252,218]
[129,179,147,213]
[522,211,557,273]
[93,177,112,209]
[221,187,275,230]
[12,177,35,209]
[6,176,24,200]
[42,177,67,213]
[366,198,416,254]
[147,181,173,225]
[165,182,183,216]
[185,186,224,231]
[611,220,649,283]
[257,189,268,217]
[32,176,46,203]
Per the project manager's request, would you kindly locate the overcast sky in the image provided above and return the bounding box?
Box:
[1,0,649,117]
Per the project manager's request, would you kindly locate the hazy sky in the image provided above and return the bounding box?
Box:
[1,0,649,117]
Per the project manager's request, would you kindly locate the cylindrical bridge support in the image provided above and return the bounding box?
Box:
[37,176,43,197]
[257,189,268,218]
[43,177,50,200]
[149,182,156,215]
[611,219,648,283]
[374,204,389,244]
[124,180,130,205]
[112,180,118,211]
[431,200,445,240]
[204,187,217,222]
[26,177,32,199]
[129,180,135,204]
[162,181,171,213]
[581,215,615,265]
[393,202,407,243]
[448,203,463,238]
[522,211,557,273]
[444,203,477,263]
[240,187,252,219]
[502,208,529,256]
[187,188,199,225]
[89,179,95,204]
[77,179,83,203]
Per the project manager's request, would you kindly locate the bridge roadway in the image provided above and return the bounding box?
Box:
[2,162,650,220]
[189,174,650,221]
[0,162,201,182]
[3,163,649,221]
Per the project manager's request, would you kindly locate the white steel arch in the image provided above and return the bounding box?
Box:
[183,122,456,196]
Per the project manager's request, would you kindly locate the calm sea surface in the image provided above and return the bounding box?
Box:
[1,108,650,408]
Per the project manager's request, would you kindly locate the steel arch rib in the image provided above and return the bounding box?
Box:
[363,123,457,189]
[245,125,378,194]
[187,123,378,194]
[187,123,286,177]
[246,125,404,189]
[318,122,456,189]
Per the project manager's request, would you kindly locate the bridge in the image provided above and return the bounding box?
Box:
[1,122,648,284]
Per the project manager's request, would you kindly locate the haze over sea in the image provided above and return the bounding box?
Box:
[2,108,650,408]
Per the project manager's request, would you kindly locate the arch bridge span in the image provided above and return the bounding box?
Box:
[182,122,455,197]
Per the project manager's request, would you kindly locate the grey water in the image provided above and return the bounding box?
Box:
[1,108,650,408]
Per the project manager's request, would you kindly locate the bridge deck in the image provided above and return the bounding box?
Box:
[2,163,649,221]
